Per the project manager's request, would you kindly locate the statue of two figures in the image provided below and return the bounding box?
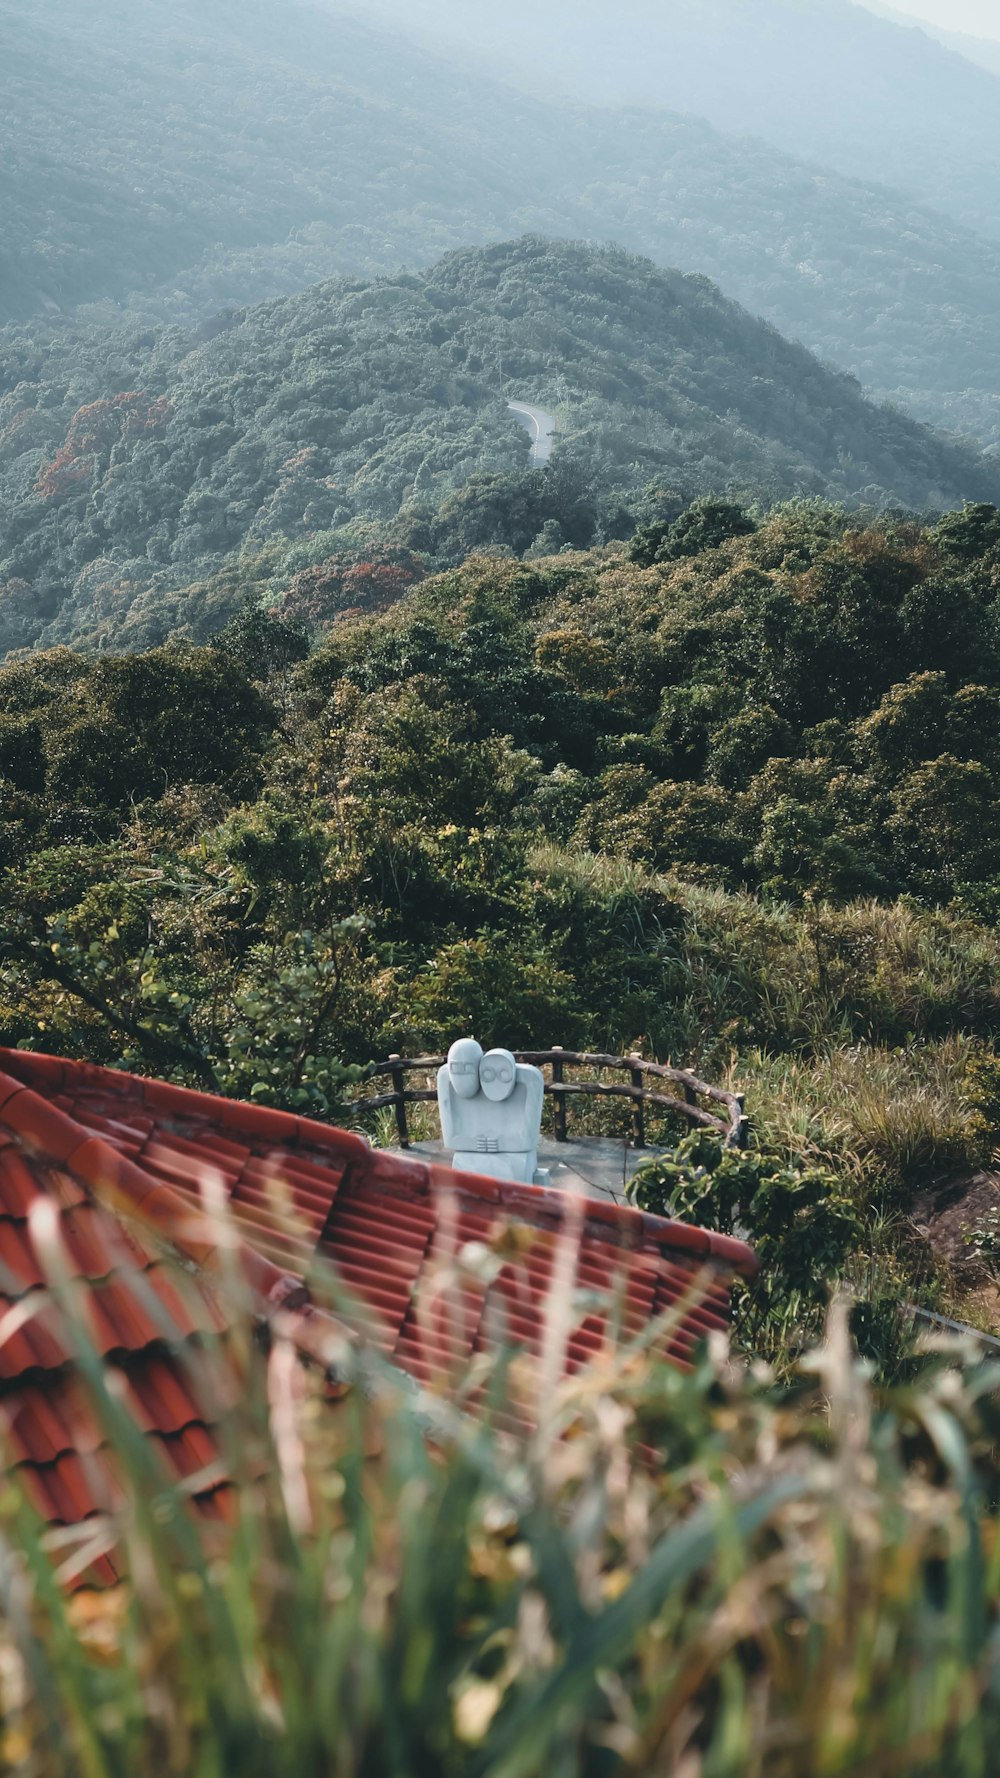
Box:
[437,1040,549,1187]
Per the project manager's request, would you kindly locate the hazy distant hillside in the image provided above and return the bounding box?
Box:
[864,2,1000,74]
[356,0,1000,241]
[577,121,1000,446]
[2,238,997,659]
[922,27,1000,74]
[0,0,563,323]
[5,0,1000,444]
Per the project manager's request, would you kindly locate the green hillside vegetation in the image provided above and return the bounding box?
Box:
[4,238,998,659]
[15,0,1000,1757]
[8,511,1000,1774]
[8,499,1000,1356]
[6,0,1000,441]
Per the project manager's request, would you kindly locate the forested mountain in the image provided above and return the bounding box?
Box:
[0,0,559,325]
[359,0,1000,242]
[6,0,1000,443]
[2,239,996,660]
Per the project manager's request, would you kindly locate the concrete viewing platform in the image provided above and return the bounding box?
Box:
[403,1135,666,1207]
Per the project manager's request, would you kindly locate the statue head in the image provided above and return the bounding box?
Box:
[447,1038,484,1100]
[479,1048,517,1103]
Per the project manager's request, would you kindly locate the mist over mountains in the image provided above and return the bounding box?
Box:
[3,0,1000,661]
[863,1,1000,73]
[354,0,1000,241]
[5,0,1000,446]
[910,26,1000,73]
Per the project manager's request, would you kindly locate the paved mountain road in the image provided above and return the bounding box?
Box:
[508,401,558,466]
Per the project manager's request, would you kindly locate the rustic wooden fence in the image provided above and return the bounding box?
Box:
[352,1047,748,1152]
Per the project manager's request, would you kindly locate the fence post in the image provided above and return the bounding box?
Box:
[551,1046,568,1143]
[389,1054,410,1149]
[629,1053,646,1150]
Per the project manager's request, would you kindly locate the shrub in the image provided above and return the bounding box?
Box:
[629,497,757,566]
[630,1130,862,1358]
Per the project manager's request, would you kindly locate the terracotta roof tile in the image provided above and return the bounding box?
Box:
[88,1276,169,1355]
[16,1449,125,1525]
[144,1264,229,1341]
[196,1485,238,1523]
[154,1422,221,1482]
[0,1047,756,1566]
[59,1204,148,1281]
[0,1220,46,1293]
[3,1376,102,1465]
[48,1170,90,1211]
[0,1294,74,1377]
[0,1147,47,1219]
[233,1160,341,1236]
[121,1354,214,1436]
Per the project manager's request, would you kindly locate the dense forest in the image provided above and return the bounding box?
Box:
[7,498,1000,1338]
[3,238,997,660]
[5,0,1000,443]
[364,0,1000,241]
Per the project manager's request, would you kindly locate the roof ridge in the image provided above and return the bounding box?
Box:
[0,1051,760,1563]
[0,1050,758,1280]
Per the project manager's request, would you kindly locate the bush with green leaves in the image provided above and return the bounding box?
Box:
[629,496,758,567]
[630,1131,863,1358]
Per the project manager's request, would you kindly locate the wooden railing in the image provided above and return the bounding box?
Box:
[352,1047,748,1152]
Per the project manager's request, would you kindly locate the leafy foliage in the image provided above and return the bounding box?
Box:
[629,497,758,566]
[630,1130,863,1358]
[8,506,1000,1344]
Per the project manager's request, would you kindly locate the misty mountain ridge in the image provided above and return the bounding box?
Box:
[863,1,1000,74]
[350,0,1000,241]
[5,0,1000,447]
[3,237,998,659]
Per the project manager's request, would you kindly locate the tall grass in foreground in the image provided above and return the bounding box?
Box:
[5,1205,1000,1778]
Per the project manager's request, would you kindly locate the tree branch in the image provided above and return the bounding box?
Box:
[2,936,222,1092]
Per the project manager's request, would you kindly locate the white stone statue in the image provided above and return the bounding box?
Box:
[437,1040,547,1185]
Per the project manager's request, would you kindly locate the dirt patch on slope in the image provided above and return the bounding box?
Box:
[913,1171,1000,1329]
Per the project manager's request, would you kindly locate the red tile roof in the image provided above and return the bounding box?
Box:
[0,1049,756,1575]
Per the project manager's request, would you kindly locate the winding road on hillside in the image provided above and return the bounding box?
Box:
[508,401,558,467]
